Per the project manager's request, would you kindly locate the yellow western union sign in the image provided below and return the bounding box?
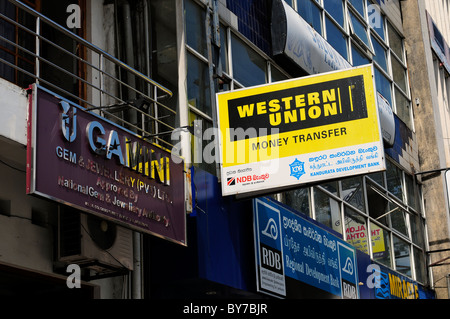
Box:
[216,65,385,196]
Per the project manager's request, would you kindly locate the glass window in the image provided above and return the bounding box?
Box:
[388,22,403,61]
[410,214,425,248]
[345,206,369,253]
[187,52,211,115]
[414,247,426,283]
[324,0,344,27]
[342,176,365,212]
[285,188,310,217]
[389,203,409,238]
[386,160,404,201]
[367,185,389,226]
[368,5,385,40]
[270,65,289,83]
[349,0,365,17]
[351,46,370,66]
[374,67,392,108]
[367,171,384,186]
[349,11,372,51]
[220,24,229,74]
[393,235,411,276]
[297,0,323,35]
[185,0,207,56]
[325,17,348,60]
[231,34,266,87]
[395,88,412,128]
[319,181,338,196]
[284,0,294,7]
[371,222,392,268]
[391,57,407,92]
[371,34,388,72]
[314,188,341,233]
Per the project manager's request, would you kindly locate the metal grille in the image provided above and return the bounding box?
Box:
[0,0,175,148]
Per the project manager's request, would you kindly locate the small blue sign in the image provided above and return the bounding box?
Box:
[289,158,305,180]
[254,197,359,298]
[254,199,286,297]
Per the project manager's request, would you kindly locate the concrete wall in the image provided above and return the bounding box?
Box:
[402,0,450,299]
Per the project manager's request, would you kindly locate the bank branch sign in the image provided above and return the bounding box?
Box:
[253,197,359,298]
[217,65,385,196]
[26,85,186,245]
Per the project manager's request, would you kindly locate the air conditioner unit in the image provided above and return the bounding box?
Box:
[57,206,134,276]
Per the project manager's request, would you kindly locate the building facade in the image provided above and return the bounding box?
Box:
[401,0,450,299]
[0,0,447,299]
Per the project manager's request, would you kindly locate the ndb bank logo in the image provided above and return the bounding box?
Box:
[289,158,305,180]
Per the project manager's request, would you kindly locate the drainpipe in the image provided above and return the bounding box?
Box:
[447,274,450,299]
[121,0,141,299]
[132,232,142,299]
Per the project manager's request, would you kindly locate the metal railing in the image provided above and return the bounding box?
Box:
[0,0,176,148]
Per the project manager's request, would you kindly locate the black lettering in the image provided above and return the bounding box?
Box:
[227,75,367,140]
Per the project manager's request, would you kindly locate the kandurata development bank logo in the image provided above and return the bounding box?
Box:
[289,159,305,180]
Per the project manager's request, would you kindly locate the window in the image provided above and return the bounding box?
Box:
[371,35,388,72]
[374,67,392,105]
[367,184,389,226]
[341,176,365,212]
[185,0,289,174]
[230,34,266,87]
[325,16,348,60]
[185,0,207,56]
[395,88,412,128]
[413,246,427,283]
[284,188,310,217]
[324,0,344,27]
[278,157,428,283]
[348,0,365,17]
[391,56,407,92]
[389,203,409,238]
[386,160,404,201]
[393,235,411,277]
[187,52,211,115]
[387,21,404,61]
[0,0,38,87]
[371,222,392,268]
[348,10,373,52]
[345,205,369,253]
[284,0,412,128]
[296,0,322,35]
[351,46,370,66]
[314,187,341,234]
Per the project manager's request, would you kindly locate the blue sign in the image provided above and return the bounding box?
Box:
[254,199,286,297]
[254,197,359,298]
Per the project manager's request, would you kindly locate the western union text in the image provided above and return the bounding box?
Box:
[236,88,343,126]
[225,75,367,140]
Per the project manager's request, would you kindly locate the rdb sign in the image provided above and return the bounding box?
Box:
[253,197,359,299]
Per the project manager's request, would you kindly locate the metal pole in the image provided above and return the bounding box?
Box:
[35,16,40,84]
[447,274,450,299]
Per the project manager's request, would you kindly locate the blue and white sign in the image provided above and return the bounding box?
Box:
[254,197,359,298]
[254,199,286,297]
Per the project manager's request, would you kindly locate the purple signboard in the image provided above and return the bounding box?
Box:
[27,85,186,245]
